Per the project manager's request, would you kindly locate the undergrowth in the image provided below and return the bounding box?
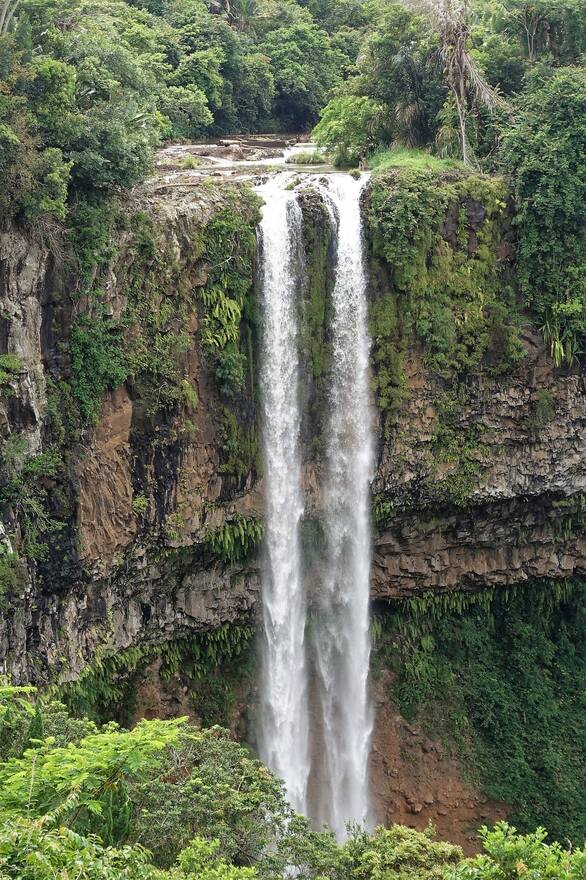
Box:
[372,579,586,843]
[367,167,523,432]
[56,624,255,728]
[369,146,462,172]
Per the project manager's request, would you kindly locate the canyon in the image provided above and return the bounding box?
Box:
[0,142,584,847]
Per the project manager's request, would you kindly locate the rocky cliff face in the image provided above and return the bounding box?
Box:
[373,346,586,596]
[0,165,584,687]
[0,177,263,683]
[2,162,585,848]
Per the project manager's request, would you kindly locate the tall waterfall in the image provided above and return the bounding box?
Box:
[257,176,309,813]
[313,174,374,837]
[257,172,373,834]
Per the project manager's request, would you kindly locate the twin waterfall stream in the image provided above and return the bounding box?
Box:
[257,171,374,839]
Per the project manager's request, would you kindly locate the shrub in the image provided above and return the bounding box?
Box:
[312,95,391,165]
[69,317,128,424]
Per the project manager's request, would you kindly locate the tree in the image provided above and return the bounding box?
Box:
[498,0,586,65]
[312,95,390,164]
[0,0,19,35]
[416,0,507,164]
[450,822,586,880]
[232,53,274,131]
[352,1,444,148]
[501,66,586,365]
[260,19,343,128]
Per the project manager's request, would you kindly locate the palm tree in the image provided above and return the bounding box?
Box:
[412,0,508,164]
[0,0,19,34]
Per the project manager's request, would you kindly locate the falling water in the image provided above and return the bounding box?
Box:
[313,174,374,838]
[257,171,374,834]
[257,176,310,813]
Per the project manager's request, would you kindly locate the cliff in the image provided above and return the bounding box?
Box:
[2,158,585,847]
[1,163,584,685]
[0,177,264,683]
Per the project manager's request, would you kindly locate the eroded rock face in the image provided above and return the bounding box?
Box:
[0,182,263,683]
[369,670,509,854]
[0,177,585,685]
[3,550,260,684]
[77,387,137,573]
[372,342,586,596]
[0,228,50,457]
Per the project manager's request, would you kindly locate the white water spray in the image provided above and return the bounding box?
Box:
[313,174,374,838]
[257,176,310,813]
[257,171,374,834]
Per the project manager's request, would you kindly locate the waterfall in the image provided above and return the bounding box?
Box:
[313,174,374,838]
[257,172,373,835]
[257,176,310,813]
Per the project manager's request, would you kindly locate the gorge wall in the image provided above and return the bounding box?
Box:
[1,158,585,846]
[1,161,585,679]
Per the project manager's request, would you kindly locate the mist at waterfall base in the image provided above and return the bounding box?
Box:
[257,172,374,840]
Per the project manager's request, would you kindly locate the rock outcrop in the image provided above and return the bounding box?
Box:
[0,167,584,685]
[373,346,586,596]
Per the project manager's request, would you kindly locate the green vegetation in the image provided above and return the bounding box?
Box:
[373,579,586,843]
[286,150,328,165]
[312,95,389,164]
[203,514,264,565]
[368,147,461,173]
[367,166,522,428]
[0,440,65,562]
[69,317,129,424]
[0,354,22,394]
[296,185,334,450]
[57,624,255,728]
[201,203,260,399]
[0,683,584,878]
[0,0,358,225]
[307,0,586,364]
[501,68,586,366]
[2,0,586,869]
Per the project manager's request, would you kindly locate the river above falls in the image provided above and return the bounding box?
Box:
[153,134,339,184]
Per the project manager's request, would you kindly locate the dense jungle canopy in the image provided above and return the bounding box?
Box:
[2,0,586,361]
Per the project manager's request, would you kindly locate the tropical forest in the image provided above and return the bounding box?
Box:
[0,0,586,876]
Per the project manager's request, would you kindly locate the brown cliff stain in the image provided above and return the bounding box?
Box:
[130,657,198,725]
[369,670,508,855]
[76,386,136,570]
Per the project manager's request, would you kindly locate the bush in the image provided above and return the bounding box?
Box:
[69,317,128,424]
[502,67,586,365]
[312,95,391,165]
[451,823,586,880]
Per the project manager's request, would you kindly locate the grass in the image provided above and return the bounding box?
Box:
[368,146,463,173]
[179,155,202,169]
[286,149,329,165]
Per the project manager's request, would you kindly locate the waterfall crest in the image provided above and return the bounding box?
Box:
[257,177,310,813]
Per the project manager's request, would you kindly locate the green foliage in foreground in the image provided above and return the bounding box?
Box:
[0,684,584,878]
[451,823,586,880]
[373,579,586,844]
